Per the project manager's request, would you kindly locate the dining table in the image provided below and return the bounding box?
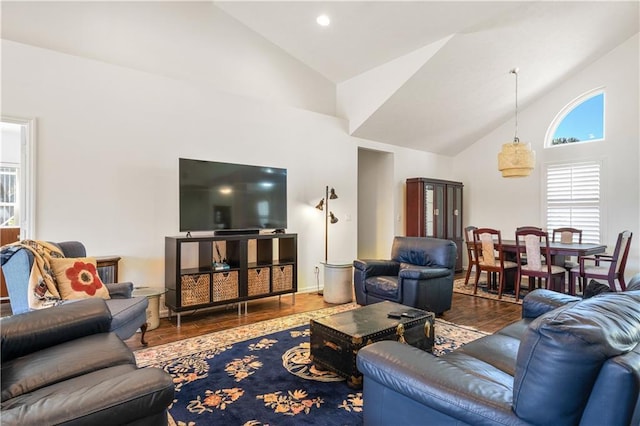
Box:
[500,240,607,261]
[473,239,608,295]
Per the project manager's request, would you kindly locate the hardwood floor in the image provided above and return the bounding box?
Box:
[124,273,523,351]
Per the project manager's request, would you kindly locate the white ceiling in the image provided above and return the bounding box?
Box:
[216,1,639,155]
[1,1,638,156]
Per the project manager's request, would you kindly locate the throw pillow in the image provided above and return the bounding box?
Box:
[582,279,613,299]
[50,257,111,300]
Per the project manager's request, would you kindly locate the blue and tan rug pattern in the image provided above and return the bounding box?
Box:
[135,304,488,426]
[454,277,525,304]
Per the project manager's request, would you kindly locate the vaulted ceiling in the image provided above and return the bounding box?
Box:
[217,1,639,155]
[2,1,638,156]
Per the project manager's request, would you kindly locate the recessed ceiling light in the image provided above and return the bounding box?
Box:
[316,14,330,27]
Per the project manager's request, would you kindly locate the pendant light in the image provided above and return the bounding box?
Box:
[498,68,535,177]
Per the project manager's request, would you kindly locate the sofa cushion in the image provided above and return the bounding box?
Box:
[398,265,450,280]
[513,290,640,424]
[1,363,174,426]
[364,276,400,301]
[396,250,431,266]
[1,332,134,402]
[390,236,456,269]
[106,296,148,333]
[50,257,111,300]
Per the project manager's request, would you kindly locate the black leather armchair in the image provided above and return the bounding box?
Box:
[1,298,174,425]
[353,236,457,315]
[356,286,640,425]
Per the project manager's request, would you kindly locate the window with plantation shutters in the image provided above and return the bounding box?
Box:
[545,161,601,244]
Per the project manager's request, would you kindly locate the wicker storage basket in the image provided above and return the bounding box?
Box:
[272,265,293,292]
[181,274,210,307]
[248,267,270,296]
[212,270,239,302]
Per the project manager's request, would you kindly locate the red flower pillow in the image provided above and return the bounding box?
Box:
[50,257,111,300]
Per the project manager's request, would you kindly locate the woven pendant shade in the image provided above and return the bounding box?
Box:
[498,68,535,178]
[498,141,535,177]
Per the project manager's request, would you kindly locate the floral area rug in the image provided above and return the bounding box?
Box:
[135,304,488,426]
[453,276,525,304]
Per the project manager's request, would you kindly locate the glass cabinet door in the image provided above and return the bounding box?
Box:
[446,184,463,240]
[423,183,446,238]
[424,184,434,237]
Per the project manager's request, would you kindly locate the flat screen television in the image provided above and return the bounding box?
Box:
[179,158,287,233]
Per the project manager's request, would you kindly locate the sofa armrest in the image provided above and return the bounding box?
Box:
[522,289,580,319]
[353,259,399,277]
[105,281,134,298]
[399,266,450,280]
[357,341,518,424]
[1,298,112,361]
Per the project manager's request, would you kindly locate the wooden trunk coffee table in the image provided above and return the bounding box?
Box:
[309,301,434,388]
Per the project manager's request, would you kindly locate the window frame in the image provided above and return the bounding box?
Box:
[545,88,605,148]
[543,160,604,244]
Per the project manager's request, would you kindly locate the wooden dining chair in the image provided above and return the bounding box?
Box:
[515,226,543,290]
[463,226,479,285]
[515,228,566,300]
[472,228,518,299]
[552,227,583,292]
[570,230,633,293]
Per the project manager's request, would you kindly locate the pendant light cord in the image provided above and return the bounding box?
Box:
[511,68,519,144]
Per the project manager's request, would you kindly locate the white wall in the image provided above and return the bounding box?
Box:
[1,1,336,116]
[454,33,640,277]
[0,124,21,164]
[2,39,446,295]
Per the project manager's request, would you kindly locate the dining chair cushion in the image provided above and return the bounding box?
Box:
[522,263,566,274]
[564,260,579,269]
[570,265,611,277]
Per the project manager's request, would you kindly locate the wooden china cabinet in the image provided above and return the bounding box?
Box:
[405,178,464,272]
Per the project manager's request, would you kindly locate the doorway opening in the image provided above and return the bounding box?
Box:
[357,148,394,259]
[1,117,36,301]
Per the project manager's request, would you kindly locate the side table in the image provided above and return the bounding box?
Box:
[132,287,167,330]
[322,261,353,304]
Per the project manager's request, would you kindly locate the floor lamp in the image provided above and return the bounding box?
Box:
[316,186,338,294]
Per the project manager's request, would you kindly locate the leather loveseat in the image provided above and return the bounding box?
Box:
[356,287,640,425]
[353,236,457,315]
[1,298,174,425]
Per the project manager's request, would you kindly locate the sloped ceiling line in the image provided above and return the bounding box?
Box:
[336,35,454,135]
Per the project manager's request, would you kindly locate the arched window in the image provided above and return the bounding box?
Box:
[545,89,604,147]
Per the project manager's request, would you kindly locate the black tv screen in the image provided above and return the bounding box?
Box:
[179,158,287,232]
